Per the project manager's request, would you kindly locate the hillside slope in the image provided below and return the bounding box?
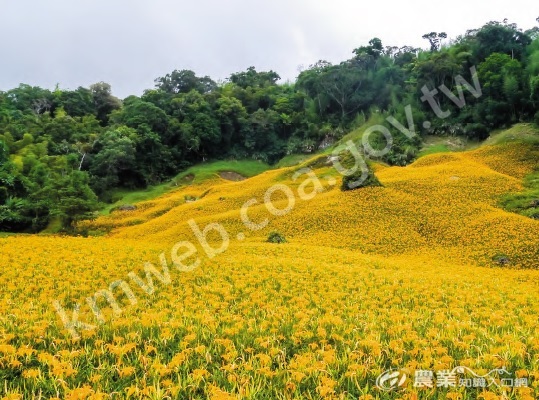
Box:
[1,135,539,399]
[82,140,539,269]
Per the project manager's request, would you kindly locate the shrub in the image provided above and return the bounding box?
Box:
[492,254,511,266]
[267,231,286,243]
[341,169,382,191]
[337,150,383,191]
[465,123,490,140]
[304,155,329,170]
[339,153,382,192]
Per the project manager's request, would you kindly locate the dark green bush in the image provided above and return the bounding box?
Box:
[465,123,490,140]
[267,231,286,243]
[337,150,382,191]
[341,169,382,191]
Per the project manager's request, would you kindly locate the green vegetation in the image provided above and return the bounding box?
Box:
[41,217,63,234]
[0,232,19,238]
[335,147,383,191]
[496,124,539,220]
[173,160,270,184]
[341,168,382,191]
[417,143,451,157]
[417,135,482,157]
[336,114,387,145]
[484,123,539,145]
[275,154,313,168]
[100,183,179,215]
[100,160,270,214]
[2,20,539,232]
[500,170,539,220]
[267,231,287,243]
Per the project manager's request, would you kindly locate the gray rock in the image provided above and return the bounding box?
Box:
[117,204,137,211]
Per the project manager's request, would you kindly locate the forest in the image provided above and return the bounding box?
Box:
[1,19,539,232]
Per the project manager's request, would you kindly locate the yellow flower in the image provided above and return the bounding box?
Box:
[191,368,210,381]
[22,369,40,379]
[118,366,135,378]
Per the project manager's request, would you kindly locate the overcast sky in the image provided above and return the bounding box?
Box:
[1,0,537,98]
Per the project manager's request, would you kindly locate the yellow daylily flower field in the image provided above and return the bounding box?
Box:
[1,142,538,399]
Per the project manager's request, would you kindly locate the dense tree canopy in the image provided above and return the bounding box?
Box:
[1,20,538,232]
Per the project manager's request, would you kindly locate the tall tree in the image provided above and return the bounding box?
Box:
[90,82,122,125]
[155,70,217,94]
[422,32,447,52]
[46,171,99,230]
[230,67,280,89]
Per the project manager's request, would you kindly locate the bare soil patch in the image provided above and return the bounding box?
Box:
[219,171,246,181]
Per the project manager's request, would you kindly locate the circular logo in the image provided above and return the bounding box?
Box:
[376,369,407,391]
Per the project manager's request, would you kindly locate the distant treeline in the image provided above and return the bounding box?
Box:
[1,20,539,232]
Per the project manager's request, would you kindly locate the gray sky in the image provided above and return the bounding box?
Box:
[1,0,537,98]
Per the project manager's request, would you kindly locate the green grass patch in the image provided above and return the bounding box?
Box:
[495,125,539,220]
[484,123,539,146]
[417,144,451,158]
[173,160,270,184]
[275,154,313,168]
[100,182,177,215]
[499,170,539,220]
[0,232,20,238]
[418,135,481,158]
[41,217,63,234]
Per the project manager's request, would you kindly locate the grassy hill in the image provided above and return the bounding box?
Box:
[80,125,538,268]
[0,125,538,399]
[99,160,271,215]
